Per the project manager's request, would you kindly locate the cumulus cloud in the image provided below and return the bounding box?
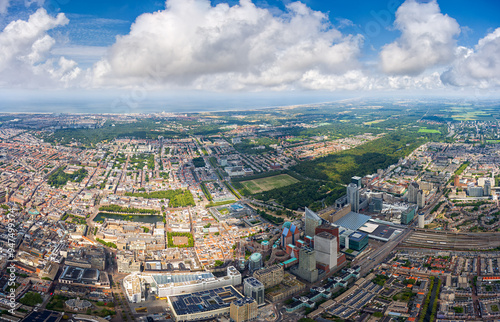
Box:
[380,0,460,75]
[1,0,497,94]
[91,0,364,91]
[0,8,81,88]
[441,28,500,88]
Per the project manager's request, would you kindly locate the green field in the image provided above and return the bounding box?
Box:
[448,107,492,121]
[240,174,299,194]
[418,128,441,134]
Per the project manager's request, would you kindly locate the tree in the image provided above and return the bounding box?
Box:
[19,292,43,306]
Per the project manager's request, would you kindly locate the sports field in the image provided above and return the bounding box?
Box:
[240,174,299,194]
[418,128,441,134]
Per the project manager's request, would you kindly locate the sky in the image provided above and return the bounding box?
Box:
[0,0,499,112]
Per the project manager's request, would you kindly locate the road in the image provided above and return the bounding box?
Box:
[471,256,482,319]
[68,161,102,204]
[358,227,413,276]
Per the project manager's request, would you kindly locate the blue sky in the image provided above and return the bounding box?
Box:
[0,0,499,111]
[18,0,496,53]
[36,0,500,48]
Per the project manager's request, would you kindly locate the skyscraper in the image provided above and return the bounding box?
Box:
[408,182,419,204]
[305,207,322,237]
[315,223,340,250]
[314,232,338,271]
[347,183,360,213]
[294,246,318,283]
[243,277,265,305]
[351,176,362,188]
[417,190,426,209]
[418,213,425,228]
[485,180,491,196]
[401,206,416,225]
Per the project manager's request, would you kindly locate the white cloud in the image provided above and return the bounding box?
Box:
[441,28,500,88]
[380,0,460,76]
[91,0,364,91]
[0,8,81,88]
[300,69,370,91]
[384,72,444,90]
[50,46,108,67]
[0,0,496,95]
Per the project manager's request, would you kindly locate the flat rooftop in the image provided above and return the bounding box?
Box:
[81,268,99,281]
[244,277,263,287]
[169,285,243,317]
[153,272,214,285]
[22,310,61,322]
[60,266,84,281]
[349,232,368,242]
[370,225,400,241]
[316,231,335,240]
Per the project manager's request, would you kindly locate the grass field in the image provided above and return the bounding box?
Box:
[240,174,299,194]
[418,128,441,134]
[364,119,387,125]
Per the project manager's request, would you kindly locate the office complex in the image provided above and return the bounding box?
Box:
[347,232,369,251]
[281,222,300,248]
[351,176,362,187]
[253,264,284,289]
[347,183,360,213]
[408,182,419,203]
[401,206,416,225]
[314,232,338,271]
[168,285,244,321]
[305,207,323,237]
[230,297,258,322]
[484,180,492,196]
[249,253,262,272]
[418,213,425,228]
[293,247,319,283]
[123,266,241,302]
[417,189,426,208]
[243,277,265,305]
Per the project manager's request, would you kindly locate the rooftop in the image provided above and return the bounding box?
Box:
[169,285,243,316]
[349,232,368,242]
[153,272,214,285]
[334,212,371,231]
[244,277,264,288]
[316,231,335,240]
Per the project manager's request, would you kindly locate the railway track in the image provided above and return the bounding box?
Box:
[401,229,500,250]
